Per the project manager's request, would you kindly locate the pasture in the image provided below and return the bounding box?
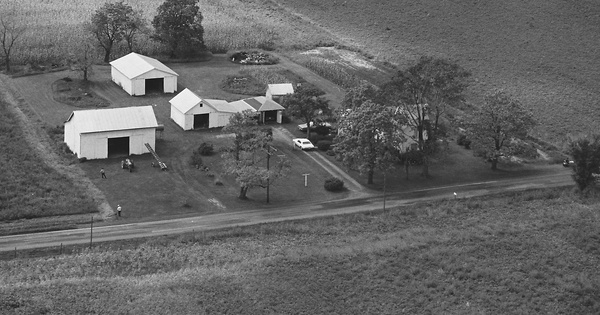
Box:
[1,188,598,314]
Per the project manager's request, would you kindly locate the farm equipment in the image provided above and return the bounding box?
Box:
[121,158,134,172]
[145,143,168,171]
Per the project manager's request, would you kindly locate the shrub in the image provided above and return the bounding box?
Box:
[326,149,336,156]
[229,50,278,65]
[313,125,331,136]
[324,177,344,191]
[511,140,538,159]
[317,140,332,151]
[197,142,214,156]
[457,134,471,149]
[189,150,203,167]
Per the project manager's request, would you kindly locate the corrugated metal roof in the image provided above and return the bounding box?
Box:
[169,88,202,114]
[110,52,178,79]
[243,98,263,111]
[267,83,294,96]
[66,106,158,134]
[238,96,285,112]
[258,97,285,111]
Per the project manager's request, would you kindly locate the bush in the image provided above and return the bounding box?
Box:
[189,150,203,167]
[229,50,278,65]
[511,140,538,159]
[317,140,332,151]
[324,177,344,192]
[457,134,471,149]
[197,142,214,156]
[326,149,336,156]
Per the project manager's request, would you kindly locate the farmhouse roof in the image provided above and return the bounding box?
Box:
[267,83,294,96]
[202,99,238,113]
[110,52,178,79]
[169,88,202,114]
[65,106,158,134]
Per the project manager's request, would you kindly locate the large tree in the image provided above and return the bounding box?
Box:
[69,31,99,81]
[567,135,600,191]
[380,56,470,177]
[0,6,26,72]
[89,1,139,62]
[152,0,205,58]
[335,100,404,184]
[281,85,331,139]
[222,111,289,199]
[467,90,536,170]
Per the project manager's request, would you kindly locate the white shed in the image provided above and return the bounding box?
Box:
[266,83,294,102]
[170,88,240,130]
[110,52,178,96]
[64,106,159,160]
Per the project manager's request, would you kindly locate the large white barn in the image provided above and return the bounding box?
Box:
[110,52,178,96]
[64,106,159,160]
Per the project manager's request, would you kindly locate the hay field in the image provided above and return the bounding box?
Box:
[267,0,600,143]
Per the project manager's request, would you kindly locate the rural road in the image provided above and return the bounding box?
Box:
[0,169,572,252]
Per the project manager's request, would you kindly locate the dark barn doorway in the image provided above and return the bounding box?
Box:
[264,110,277,123]
[145,78,164,94]
[193,114,209,129]
[108,136,129,158]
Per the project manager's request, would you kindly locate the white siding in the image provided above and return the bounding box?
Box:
[164,76,177,93]
[170,104,191,130]
[131,78,145,96]
[209,112,233,128]
[111,68,134,96]
[77,128,155,160]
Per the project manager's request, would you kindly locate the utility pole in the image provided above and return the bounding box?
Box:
[266,145,277,203]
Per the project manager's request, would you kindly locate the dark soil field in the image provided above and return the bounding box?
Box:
[267,0,600,143]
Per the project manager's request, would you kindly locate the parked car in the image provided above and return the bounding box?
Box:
[293,138,315,150]
[297,121,332,132]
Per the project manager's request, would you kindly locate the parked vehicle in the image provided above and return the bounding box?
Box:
[297,121,332,132]
[293,138,315,150]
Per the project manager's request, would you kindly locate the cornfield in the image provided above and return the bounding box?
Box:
[0,0,326,66]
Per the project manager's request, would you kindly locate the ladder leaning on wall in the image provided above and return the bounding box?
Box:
[145,143,168,171]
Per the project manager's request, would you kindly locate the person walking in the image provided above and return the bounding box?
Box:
[100,168,107,179]
[117,204,122,217]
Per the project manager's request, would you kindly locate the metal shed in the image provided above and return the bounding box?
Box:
[64,106,159,160]
[110,53,178,96]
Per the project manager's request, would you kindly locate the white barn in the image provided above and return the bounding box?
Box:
[64,106,159,160]
[170,88,240,130]
[110,52,178,96]
[266,83,294,102]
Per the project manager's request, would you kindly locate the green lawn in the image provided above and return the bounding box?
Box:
[1,188,598,314]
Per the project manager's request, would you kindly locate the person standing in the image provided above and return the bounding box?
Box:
[117,204,122,217]
[100,168,107,179]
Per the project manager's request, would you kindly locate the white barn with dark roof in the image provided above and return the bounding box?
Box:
[64,106,159,159]
[110,52,178,96]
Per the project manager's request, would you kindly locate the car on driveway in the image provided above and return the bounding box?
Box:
[293,138,315,150]
[297,121,332,132]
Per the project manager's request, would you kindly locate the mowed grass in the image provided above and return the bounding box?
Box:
[0,96,96,221]
[1,188,598,314]
[267,0,600,143]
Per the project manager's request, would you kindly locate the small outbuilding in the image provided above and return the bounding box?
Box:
[170,88,239,130]
[266,83,294,102]
[230,96,285,124]
[110,52,178,96]
[64,106,159,160]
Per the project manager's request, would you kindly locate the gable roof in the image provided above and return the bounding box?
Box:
[110,52,178,79]
[66,106,158,134]
[169,88,202,114]
[203,99,238,113]
[267,83,294,96]
[237,96,285,112]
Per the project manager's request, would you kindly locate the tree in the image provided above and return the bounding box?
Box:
[69,30,99,81]
[221,111,289,199]
[89,1,138,62]
[380,56,470,177]
[467,90,536,170]
[123,10,146,53]
[0,6,26,72]
[335,100,404,184]
[152,0,205,58]
[567,135,600,191]
[281,85,331,139]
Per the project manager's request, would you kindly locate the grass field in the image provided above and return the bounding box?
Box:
[265,0,600,144]
[1,188,598,314]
